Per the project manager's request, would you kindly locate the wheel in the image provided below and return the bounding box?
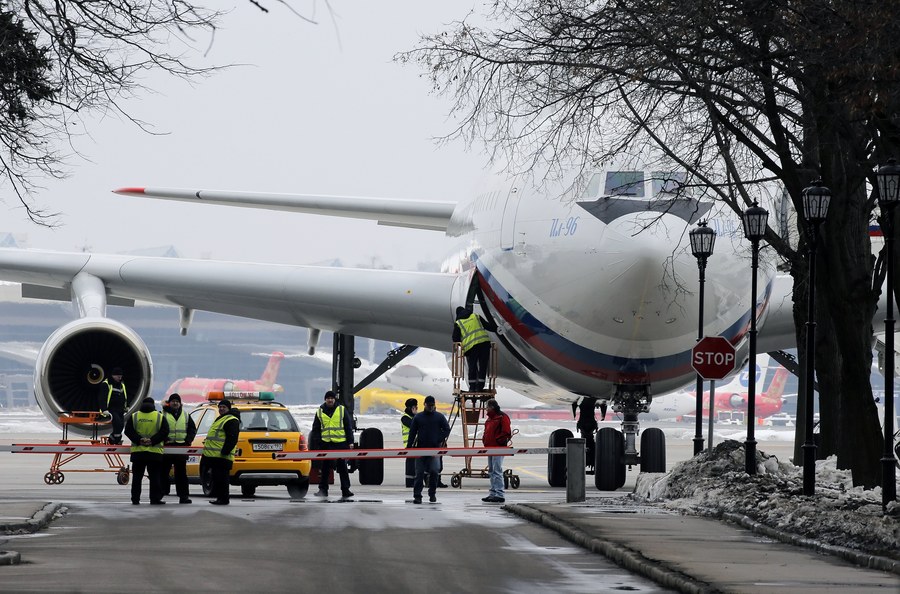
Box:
[200,462,214,497]
[116,469,130,485]
[241,484,257,497]
[286,479,309,499]
[44,472,54,485]
[357,428,384,485]
[510,475,520,489]
[53,472,64,484]
[639,427,666,473]
[595,427,626,491]
[450,474,461,488]
[547,428,573,487]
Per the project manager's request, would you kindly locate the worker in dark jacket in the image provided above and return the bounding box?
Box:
[310,391,355,499]
[161,393,197,504]
[201,399,240,505]
[98,367,128,444]
[124,396,169,505]
[405,395,451,504]
[401,397,418,488]
[452,307,497,392]
[481,399,512,503]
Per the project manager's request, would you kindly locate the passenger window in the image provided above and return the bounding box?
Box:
[605,171,644,197]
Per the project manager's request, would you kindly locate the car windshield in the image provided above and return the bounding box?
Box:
[238,409,299,432]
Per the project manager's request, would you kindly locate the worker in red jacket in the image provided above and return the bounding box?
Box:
[481,399,512,503]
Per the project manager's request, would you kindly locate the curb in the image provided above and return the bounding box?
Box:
[0,503,65,567]
[505,503,718,594]
[720,511,900,576]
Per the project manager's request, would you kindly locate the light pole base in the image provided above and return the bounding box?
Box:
[802,442,817,496]
[692,436,704,456]
[745,439,757,475]
[881,456,897,509]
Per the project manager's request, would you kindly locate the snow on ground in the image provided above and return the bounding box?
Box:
[634,439,900,561]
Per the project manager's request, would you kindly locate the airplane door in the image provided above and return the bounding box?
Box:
[500,185,521,250]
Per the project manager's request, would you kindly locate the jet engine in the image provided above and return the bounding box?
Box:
[727,393,746,408]
[34,318,153,436]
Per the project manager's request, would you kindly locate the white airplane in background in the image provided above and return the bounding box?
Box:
[0,168,799,490]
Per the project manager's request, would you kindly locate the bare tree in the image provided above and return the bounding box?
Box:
[1,0,324,223]
[402,0,900,486]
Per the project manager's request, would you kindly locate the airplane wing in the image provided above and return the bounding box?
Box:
[0,249,466,350]
[114,188,457,231]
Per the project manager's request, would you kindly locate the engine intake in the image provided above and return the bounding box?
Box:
[35,318,153,436]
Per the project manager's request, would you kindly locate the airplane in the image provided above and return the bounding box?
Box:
[702,365,790,419]
[0,166,800,490]
[163,351,285,404]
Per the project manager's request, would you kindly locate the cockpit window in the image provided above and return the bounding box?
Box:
[605,171,644,197]
[651,171,688,198]
[582,173,604,200]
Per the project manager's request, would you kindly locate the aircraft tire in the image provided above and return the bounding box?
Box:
[357,428,384,485]
[547,428,573,487]
[595,427,625,491]
[287,478,309,499]
[639,427,666,473]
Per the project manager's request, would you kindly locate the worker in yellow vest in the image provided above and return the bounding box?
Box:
[452,306,498,392]
[201,399,241,505]
[123,397,169,505]
[401,397,418,487]
[161,393,197,504]
[98,367,128,444]
[310,391,354,499]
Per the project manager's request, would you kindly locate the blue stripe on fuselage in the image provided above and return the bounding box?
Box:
[475,258,769,384]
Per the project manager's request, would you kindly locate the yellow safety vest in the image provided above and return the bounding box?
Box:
[456,314,490,353]
[401,412,413,447]
[316,405,347,443]
[203,414,238,462]
[165,411,187,444]
[103,380,127,407]
[131,410,164,455]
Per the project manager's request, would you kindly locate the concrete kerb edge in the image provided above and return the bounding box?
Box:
[505,503,717,594]
[0,502,63,567]
[720,511,900,576]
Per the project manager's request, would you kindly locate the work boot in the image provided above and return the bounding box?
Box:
[314,489,328,497]
[412,497,422,504]
[341,490,354,498]
[429,494,437,503]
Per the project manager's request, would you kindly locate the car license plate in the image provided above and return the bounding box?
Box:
[252,443,283,452]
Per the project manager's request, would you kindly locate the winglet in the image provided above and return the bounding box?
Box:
[113,187,146,195]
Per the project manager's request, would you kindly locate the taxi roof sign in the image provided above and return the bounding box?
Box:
[207,391,276,402]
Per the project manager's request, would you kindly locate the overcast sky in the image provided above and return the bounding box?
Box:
[6,2,488,270]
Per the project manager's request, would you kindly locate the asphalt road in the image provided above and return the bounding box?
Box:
[0,429,675,593]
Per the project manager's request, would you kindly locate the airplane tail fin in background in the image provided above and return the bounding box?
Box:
[259,351,285,387]
[763,366,790,401]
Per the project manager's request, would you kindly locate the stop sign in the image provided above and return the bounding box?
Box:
[691,336,737,380]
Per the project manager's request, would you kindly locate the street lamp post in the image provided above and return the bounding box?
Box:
[742,202,768,475]
[690,221,716,456]
[876,159,900,510]
[801,179,831,496]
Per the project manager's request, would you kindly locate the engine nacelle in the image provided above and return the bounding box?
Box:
[727,393,745,408]
[34,318,153,436]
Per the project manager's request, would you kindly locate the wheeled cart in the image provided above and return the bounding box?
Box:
[447,342,520,490]
[43,411,130,486]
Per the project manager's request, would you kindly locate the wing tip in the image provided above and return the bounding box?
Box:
[113,187,146,196]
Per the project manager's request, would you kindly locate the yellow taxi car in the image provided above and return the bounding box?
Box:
[186,391,311,498]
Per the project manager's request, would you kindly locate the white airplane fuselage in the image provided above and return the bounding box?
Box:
[443,173,774,403]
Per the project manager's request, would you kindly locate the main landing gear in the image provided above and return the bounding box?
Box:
[547,384,666,491]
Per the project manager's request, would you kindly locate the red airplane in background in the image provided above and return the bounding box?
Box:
[164,351,285,404]
[702,365,790,419]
